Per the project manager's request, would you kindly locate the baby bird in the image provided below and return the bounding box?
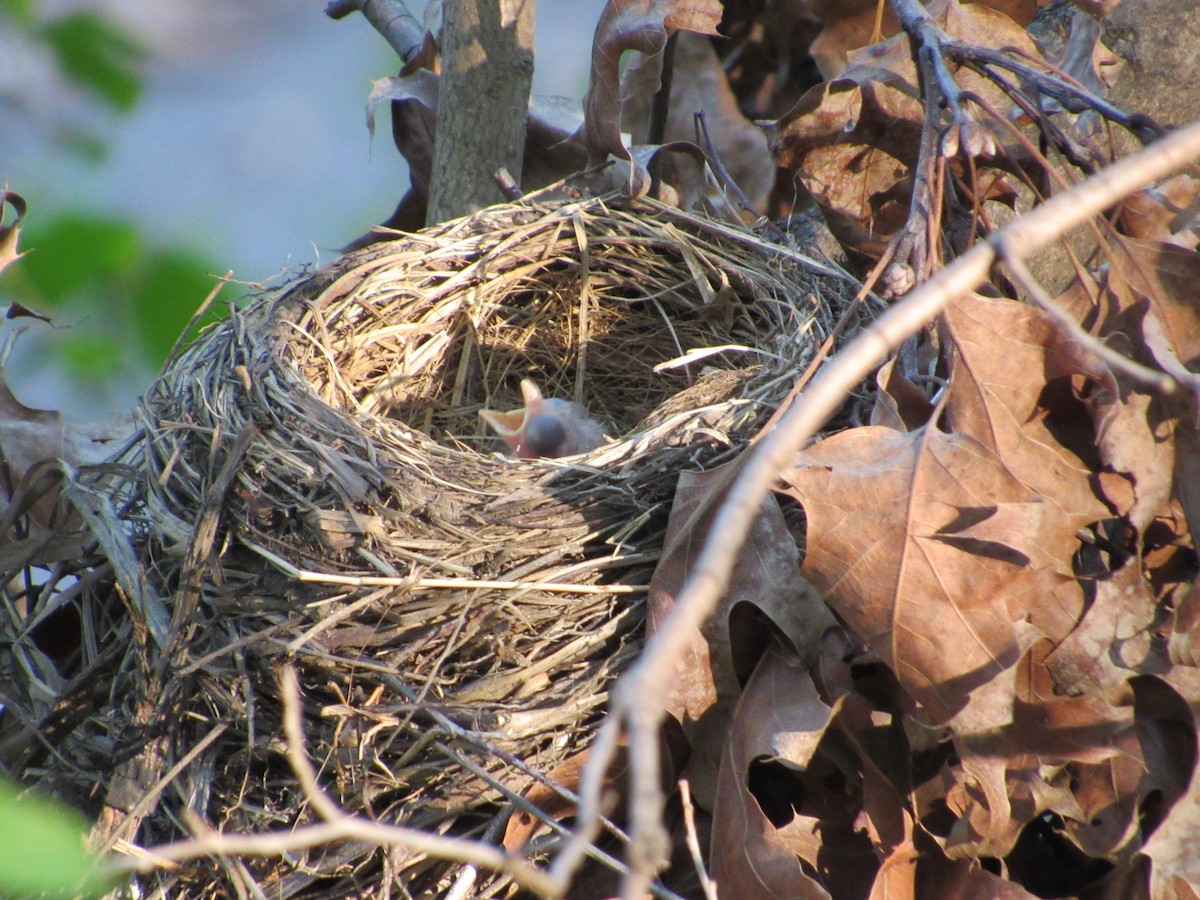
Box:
[479,378,607,459]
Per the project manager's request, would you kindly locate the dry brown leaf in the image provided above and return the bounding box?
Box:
[797,0,899,79]
[1046,556,1168,693]
[769,78,916,250]
[1057,239,1200,536]
[801,0,1037,78]
[708,645,855,899]
[363,73,587,232]
[502,749,592,850]
[0,190,27,273]
[1142,668,1200,898]
[835,690,917,865]
[1169,580,1200,667]
[866,844,919,900]
[648,460,836,808]
[782,424,1034,725]
[621,32,775,212]
[943,293,1110,536]
[947,680,1139,858]
[919,856,1044,899]
[870,356,935,432]
[576,0,723,166]
[1094,389,1174,536]
[771,0,1043,251]
[0,379,132,529]
[1119,175,1200,250]
[1111,240,1200,369]
[941,294,1108,649]
[1063,677,1195,863]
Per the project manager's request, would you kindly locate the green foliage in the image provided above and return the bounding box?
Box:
[0,777,115,897]
[0,8,225,392]
[7,213,230,378]
[18,215,141,300]
[38,11,147,111]
[0,0,34,26]
[130,249,227,357]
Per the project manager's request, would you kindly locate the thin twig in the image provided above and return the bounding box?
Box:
[108,666,559,896]
[999,251,1176,393]
[887,0,968,283]
[648,32,679,201]
[554,118,1200,899]
[445,811,510,900]
[695,111,780,230]
[947,42,1164,143]
[679,779,717,900]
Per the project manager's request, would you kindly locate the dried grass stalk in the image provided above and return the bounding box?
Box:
[1,193,860,896]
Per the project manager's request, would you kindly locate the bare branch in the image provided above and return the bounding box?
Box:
[325,0,428,66]
[679,779,717,900]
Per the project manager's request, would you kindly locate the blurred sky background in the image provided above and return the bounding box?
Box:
[1,0,604,418]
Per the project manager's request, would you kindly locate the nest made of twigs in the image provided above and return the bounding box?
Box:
[5,193,860,897]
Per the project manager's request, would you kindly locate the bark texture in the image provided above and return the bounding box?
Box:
[427,0,535,225]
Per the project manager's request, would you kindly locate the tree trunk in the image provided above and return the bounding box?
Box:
[427,0,535,225]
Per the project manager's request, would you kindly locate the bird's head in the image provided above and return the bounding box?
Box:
[479,378,606,459]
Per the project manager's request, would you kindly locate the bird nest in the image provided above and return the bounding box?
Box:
[4,193,859,896]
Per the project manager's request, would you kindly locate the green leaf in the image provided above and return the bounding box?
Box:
[55,125,111,163]
[19,215,141,304]
[0,0,35,26]
[131,251,230,362]
[0,778,114,897]
[59,330,124,383]
[38,11,146,111]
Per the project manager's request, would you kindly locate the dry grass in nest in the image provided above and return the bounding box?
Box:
[2,192,862,897]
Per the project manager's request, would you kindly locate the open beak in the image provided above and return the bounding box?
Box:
[479,379,548,458]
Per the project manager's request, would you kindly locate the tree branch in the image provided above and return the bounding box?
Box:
[325,0,428,66]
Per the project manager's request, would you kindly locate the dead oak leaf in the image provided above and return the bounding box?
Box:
[620,32,775,212]
[709,645,873,899]
[945,659,1137,858]
[871,356,935,432]
[918,855,1043,899]
[0,190,27,273]
[649,460,836,809]
[1063,676,1196,863]
[1142,668,1200,898]
[772,0,1043,247]
[781,424,1037,725]
[0,378,132,529]
[1056,239,1200,538]
[1119,174,1200,250]
[801,0,1038,79]
[942,293,1108,644]
[1046,555,1169,694]
[576,0,722,166]
[943,293,1110,537]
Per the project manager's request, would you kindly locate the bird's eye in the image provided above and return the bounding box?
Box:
[524,414,567,457]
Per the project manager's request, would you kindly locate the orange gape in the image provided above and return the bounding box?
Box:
[479,378,607,459]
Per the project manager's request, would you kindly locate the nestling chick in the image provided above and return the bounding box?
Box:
[479,378,607,459]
